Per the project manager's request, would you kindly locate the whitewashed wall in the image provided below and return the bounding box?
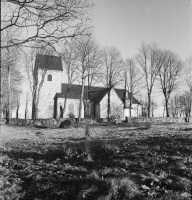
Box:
[57,98,84,118]
[99,88,124,119]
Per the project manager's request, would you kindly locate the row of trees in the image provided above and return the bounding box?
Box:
[1,0,191,122]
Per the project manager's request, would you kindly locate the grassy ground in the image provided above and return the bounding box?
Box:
[0,122,192,200]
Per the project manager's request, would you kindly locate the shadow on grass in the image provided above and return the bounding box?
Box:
[34,125,49,129]
[180,128,192,131]
[19,177,109,200]
[3,134,192,200]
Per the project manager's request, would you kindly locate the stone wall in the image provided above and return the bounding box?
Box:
[125,117,188,123]
[0,117,190,126]
[7,118,65,126]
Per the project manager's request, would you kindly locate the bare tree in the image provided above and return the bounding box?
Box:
[24,92,29,119]
[1,0,93,49]
[179,91,191,121]
[74,34,100,125]
[136,43,164,117]
[1,29,22,122]
[169,95,180,117]
[124,58,142,117]
[61,42,78,117]
[100,47,124,119]
[185,56,192,120]
[23,46,53,119]
[158,50,183,117]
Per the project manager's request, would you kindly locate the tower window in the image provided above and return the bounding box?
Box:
[47,74,52,81]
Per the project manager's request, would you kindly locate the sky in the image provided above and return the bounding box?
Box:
[90,0,192,116]
[91,0,192,60]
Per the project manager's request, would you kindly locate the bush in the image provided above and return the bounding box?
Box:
[59,119,72,129]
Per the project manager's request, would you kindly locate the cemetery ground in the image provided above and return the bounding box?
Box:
[0,122,192,200]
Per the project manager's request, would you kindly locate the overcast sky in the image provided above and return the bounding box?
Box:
[91,0,192,60]
[91,0,192,116]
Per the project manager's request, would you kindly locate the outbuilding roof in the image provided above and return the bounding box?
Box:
[35,54,63,71]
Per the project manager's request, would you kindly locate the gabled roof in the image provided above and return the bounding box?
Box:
[115,89,142,105]
[89,88,109,103]
[55,84,142,105]
[55,84,104,100]
[35,54,63,71]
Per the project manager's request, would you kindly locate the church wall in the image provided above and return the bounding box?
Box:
[88,101,95,118]
[100,88,124,119]
[95,103,100,118]
[37,70,62,118]
[57,98,84,118]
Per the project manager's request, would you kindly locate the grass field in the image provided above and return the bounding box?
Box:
[0,122,192,200]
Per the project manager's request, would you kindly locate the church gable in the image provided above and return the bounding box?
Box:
[99,88,124,119]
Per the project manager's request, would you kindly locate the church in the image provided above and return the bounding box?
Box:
[14,54,142,120]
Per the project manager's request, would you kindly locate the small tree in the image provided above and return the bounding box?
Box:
[100,47,124,119]
[158,50,183,117]
[185,56,192,120]
[61,42,78,117]
[124,58,142,117]
[1,28,22,122]
[74,33,100,125]
[179,91,191,120]
[136,43,164,117]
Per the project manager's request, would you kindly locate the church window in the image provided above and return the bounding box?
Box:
[47,74,52,81]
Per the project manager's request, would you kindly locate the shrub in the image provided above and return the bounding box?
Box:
[59,119,72,129]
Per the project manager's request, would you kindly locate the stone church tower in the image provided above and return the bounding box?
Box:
[35,54,63,118]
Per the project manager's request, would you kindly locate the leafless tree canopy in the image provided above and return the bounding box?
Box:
[1,0,93,49]
[136,43,164,117]
[124,58,141,95]
[60,42,78,117]
[100,47,124,88]
[72,34,100,123]
[158,50,183,117]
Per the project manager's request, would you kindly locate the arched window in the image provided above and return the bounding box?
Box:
[47,74,52,81]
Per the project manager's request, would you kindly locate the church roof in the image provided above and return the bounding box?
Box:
[89,88,109,103]
[35,54,63,71]
[55,84,103,100]
[55,84,142,105]
[115,89,142,105]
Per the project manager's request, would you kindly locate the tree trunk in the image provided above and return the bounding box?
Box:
[165,98,169,117]
[129,93,132,117]
[7,65,11,123]
[107,88,111,120]
[63,90,69,118]
[25,101,28,119]
[32,91,36,119]
[78,78,85,126]
[16,106,19,119]
[148,93,151,117]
